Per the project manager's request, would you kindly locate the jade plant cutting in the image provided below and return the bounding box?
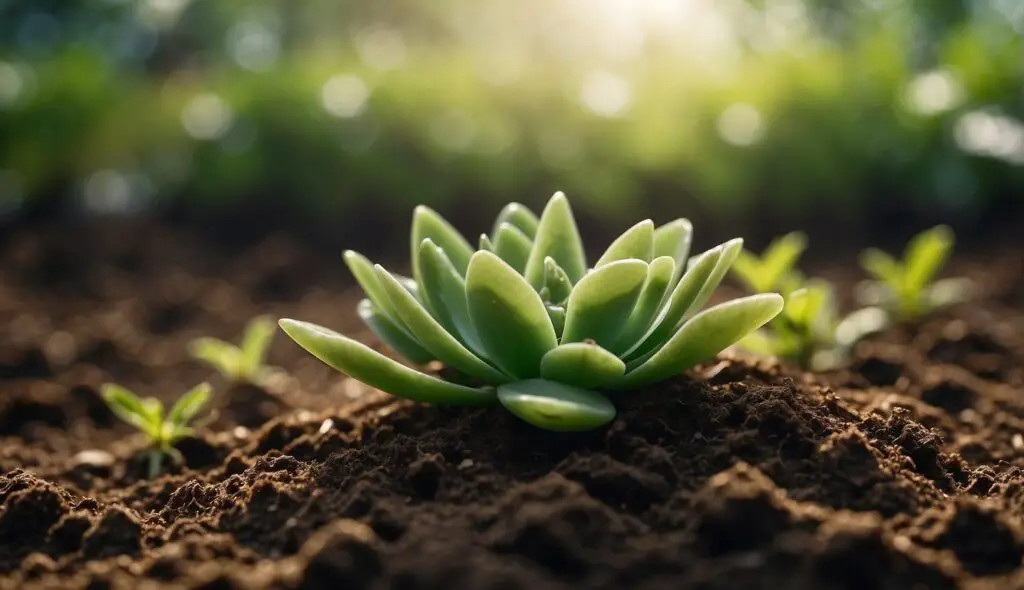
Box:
[189,316,276,385]
[280,192,783,431]
[857,225,973,321]
[101,382,211,478]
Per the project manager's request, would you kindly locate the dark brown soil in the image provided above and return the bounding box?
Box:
[2,222,1024,589]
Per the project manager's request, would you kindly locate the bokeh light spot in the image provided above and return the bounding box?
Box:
[717,103,765,146]
[181,93,234,141]
[321,75,370,118]
[580,71,632,118]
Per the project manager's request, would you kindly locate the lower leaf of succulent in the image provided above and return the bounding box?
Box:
[496,379,616,431]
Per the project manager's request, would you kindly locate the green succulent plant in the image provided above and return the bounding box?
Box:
[101,382,211,478]
[741,279,887,370]
[733,234,886,370]
[280,192,783,431]
[857,225,973,321]
[731,231,808,295]
[189,316,276,385]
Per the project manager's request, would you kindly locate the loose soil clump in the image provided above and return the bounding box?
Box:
[2,222,1023,589]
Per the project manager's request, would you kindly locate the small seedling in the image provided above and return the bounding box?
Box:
[741,280,887,370]
[731,231,808,294]
[733,234,885,370]
[101,382,211,478]
[189,316,276,385]
[280,192,783,432]
[858,225,973,320]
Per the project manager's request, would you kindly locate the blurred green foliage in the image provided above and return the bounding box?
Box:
[0,0,1022,234]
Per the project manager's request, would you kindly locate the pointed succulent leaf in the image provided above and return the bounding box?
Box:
[167,382,211,428]
[904,225,953,293]
[188,337,243,379]
[357,299,435,365]
[623,245,721,360]
[101,384,157,433]
[540,342,626,389]
[466,251,557,379]
[653,219,693,283]
[546,304,566,335]
[345,250,408,326]
[497,379,615,431]
[595,219,654,267]
[523,192,587,288]
[561,259,647,347]
[479,234,495,252]
[542,257,573,305]
[683,238,745,321]
[859,248,902,286]
[615,294,784,389]
[240,316,275,375]
[492,222,533,273]
[493,202,539,239]
[280,319,496,405]
[375,265,510,384]
[411,206,474,281]
[417,240,486,353]
[613,256,676,354]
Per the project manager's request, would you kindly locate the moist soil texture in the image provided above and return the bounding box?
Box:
[1,221,1023,589]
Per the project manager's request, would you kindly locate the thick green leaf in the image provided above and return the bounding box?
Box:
[417,240,485,353]
[683,238,745,320]
[479,234,495,252]
[622,246,721,360]
[240,316,275,375]
[411,206,474,279]
[101,383,158,434]
[167,382,211,428]
[345,250,407,326]
[357,299,435,365]
[543,257,573,305]
[595,219,654,267]
[466,251,557,379]
[540,343,626,389]
[497,379,615,431]
[784,280,831,328]
[859,248,902,286]
[547,304,566,336]
[493,202,539,239]
[653,219,693,283]
[188,337,243,379]
[614,294,784,389]
[904,225,953,293]
[375,265,510,384]
[279,319,496,405]
[492,223,533,273]
[523,192,587,288]
[561,259,647,347]
[612,256,676,354]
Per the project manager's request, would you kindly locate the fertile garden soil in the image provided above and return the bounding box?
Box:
[1,221,1023,589]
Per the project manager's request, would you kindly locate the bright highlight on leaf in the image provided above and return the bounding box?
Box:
[281,192,785,431]
[101,382,211,478]
[188,316,276,385]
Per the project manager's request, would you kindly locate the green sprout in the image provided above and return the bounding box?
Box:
[733,235,886,370]
[188,316,276,385]
[280,192,783,431]
[731,231,807,294]
[100,382,212,478]
[857,225,973,321]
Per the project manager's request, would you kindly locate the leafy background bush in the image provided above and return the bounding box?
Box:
[1,0,1022,247]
